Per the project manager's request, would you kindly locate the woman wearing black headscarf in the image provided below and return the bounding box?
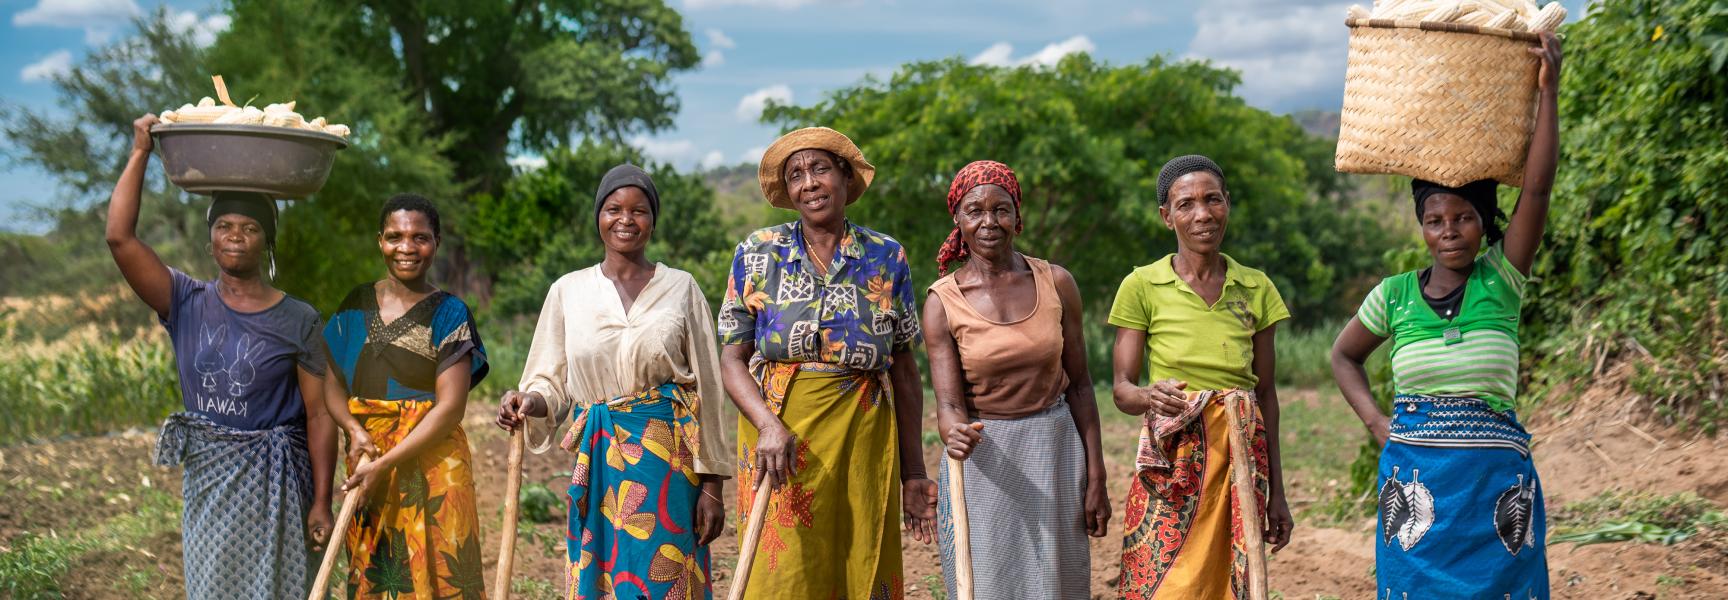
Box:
[496,164,731,598]
[108,114,335,598]
[1331,32,1562,599]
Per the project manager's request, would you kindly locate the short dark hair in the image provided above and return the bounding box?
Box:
[379,193,441,238]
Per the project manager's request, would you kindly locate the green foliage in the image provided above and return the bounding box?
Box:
[0,331,178,446]
[0,532,85,598]
[763,55,1395,326]
[517,483,563,524]
[1277,321,1343,389]
[1550,491,1726,546]
[466,141,733,319]
[220,0,699,195]
[1525,0,1728,428]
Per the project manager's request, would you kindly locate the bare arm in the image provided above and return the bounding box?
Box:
[1330,317,1390,444]
[1504,33,1563,275]
[1110,327,1187,417]
[720,342,796,488]
[1251,324,1292,551]
[888,348,927,482]
[341,358,472,491]
[923,293,980,460]
[1053,266,1110,537]
[298,365,335,550]
[106,114,172,318]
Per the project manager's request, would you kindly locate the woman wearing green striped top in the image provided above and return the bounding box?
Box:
[1329,32,1562,600]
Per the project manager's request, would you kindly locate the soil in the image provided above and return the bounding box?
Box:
[5,378,1725,599]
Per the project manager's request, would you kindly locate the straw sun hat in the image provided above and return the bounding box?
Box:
[757,127,876,210]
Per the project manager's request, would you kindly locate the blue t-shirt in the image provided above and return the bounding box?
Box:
[161,269,327,430]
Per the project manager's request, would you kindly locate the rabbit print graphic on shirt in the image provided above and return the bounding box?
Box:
[228,334,266,396]
[194,323,228,392]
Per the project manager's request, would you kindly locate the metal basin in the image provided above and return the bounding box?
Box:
[151,123,347,199]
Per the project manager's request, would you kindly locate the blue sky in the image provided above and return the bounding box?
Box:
[0,0,1589,233]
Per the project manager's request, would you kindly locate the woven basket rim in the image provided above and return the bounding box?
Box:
[1345,17,1542,43]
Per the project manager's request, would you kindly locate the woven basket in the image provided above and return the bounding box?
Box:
[1335,18,1541,187]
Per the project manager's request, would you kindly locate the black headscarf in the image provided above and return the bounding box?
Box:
[1157,155,1228,206]
[206,191,278,246]
[594,164,660,231]
[1412,178,1504,244]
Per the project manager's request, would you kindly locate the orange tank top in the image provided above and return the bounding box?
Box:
[929,255,1070,419]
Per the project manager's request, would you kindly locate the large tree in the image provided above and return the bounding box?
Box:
[218,0,700,196]
[763,55,1393,326]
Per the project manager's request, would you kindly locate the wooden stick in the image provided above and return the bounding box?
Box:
[309,455,371,600]
[727,480,774,600]
[1223,393,1268,600]
[492,427,527,600]
[946,455,974,600]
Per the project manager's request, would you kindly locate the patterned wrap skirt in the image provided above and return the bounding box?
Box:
[343,398,487,599]
[736,361,902,599]
[563,382,711,600]
[154,412,313,599]
[937,400,1090,599]
[1377,395,1548,599]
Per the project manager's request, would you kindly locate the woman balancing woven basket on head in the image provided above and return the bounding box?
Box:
[1331,32,1562,599]
[496,165,732,599]
[109,114,337,598]
[321,195,491,599]
[1111,155,1295,600]
[924,160,1111,599]
[717,127,937,599]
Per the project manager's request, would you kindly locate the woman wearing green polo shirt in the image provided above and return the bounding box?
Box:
[1330,32,1561,600]
[1109,155,1293,599]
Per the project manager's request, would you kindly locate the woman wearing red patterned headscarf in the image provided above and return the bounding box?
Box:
[925,160,1110,599]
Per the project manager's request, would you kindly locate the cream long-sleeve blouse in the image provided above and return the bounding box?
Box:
[519,264,733,476]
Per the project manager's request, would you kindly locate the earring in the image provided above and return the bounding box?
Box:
[268,249,277,280]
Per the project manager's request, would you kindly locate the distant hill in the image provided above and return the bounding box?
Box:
[1290,109,1341,139]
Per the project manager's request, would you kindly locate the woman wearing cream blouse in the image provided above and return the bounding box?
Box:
[497,165,731,599]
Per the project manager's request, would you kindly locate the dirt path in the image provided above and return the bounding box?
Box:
[3,387,1724,599]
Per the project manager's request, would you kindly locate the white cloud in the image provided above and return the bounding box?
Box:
[706,28,736,49]
[969,35,1095,68]
[702,50,725,68]
[508,155,547,171]
[735,84,793,122]
[739,145,769,164]
[684,0,816,9]
[166,9,231,47]
[1185,1,1351,110]
[969,42,1014,67]
[20,50,73,83]
[13,0,139,44]
[628,135,700,164]
[700,150,726,170]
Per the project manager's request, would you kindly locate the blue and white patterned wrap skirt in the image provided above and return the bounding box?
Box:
[1377,395,1549,600]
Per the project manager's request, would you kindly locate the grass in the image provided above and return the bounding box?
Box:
[0,486,182,598]
[1550,491,1726,547]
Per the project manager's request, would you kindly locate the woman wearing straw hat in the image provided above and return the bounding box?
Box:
[717,127,936,598]
[1110,154,1294,599]
[1331,33,1562,599]
[320,194,492,599]
[496,165,733,599]
[108,113,337,598]
[926,160,1110,599]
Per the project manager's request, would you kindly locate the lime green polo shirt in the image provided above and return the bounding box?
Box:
[1108,254,1291,391]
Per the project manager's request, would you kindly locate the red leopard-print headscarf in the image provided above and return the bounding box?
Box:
[938,160,1023,276]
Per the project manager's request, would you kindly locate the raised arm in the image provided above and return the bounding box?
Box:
[106,114,173,318]
[1504,32,1563,275]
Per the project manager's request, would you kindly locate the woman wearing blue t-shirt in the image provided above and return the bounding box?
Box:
[1330,33,1562,599]
[107,113,336,598]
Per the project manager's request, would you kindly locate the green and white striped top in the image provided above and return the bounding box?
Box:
[1356,244,1526,412]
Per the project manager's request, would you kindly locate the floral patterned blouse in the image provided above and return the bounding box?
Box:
[718,220,922,371]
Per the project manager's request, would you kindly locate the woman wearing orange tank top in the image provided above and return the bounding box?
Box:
[925,160,1109,599]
